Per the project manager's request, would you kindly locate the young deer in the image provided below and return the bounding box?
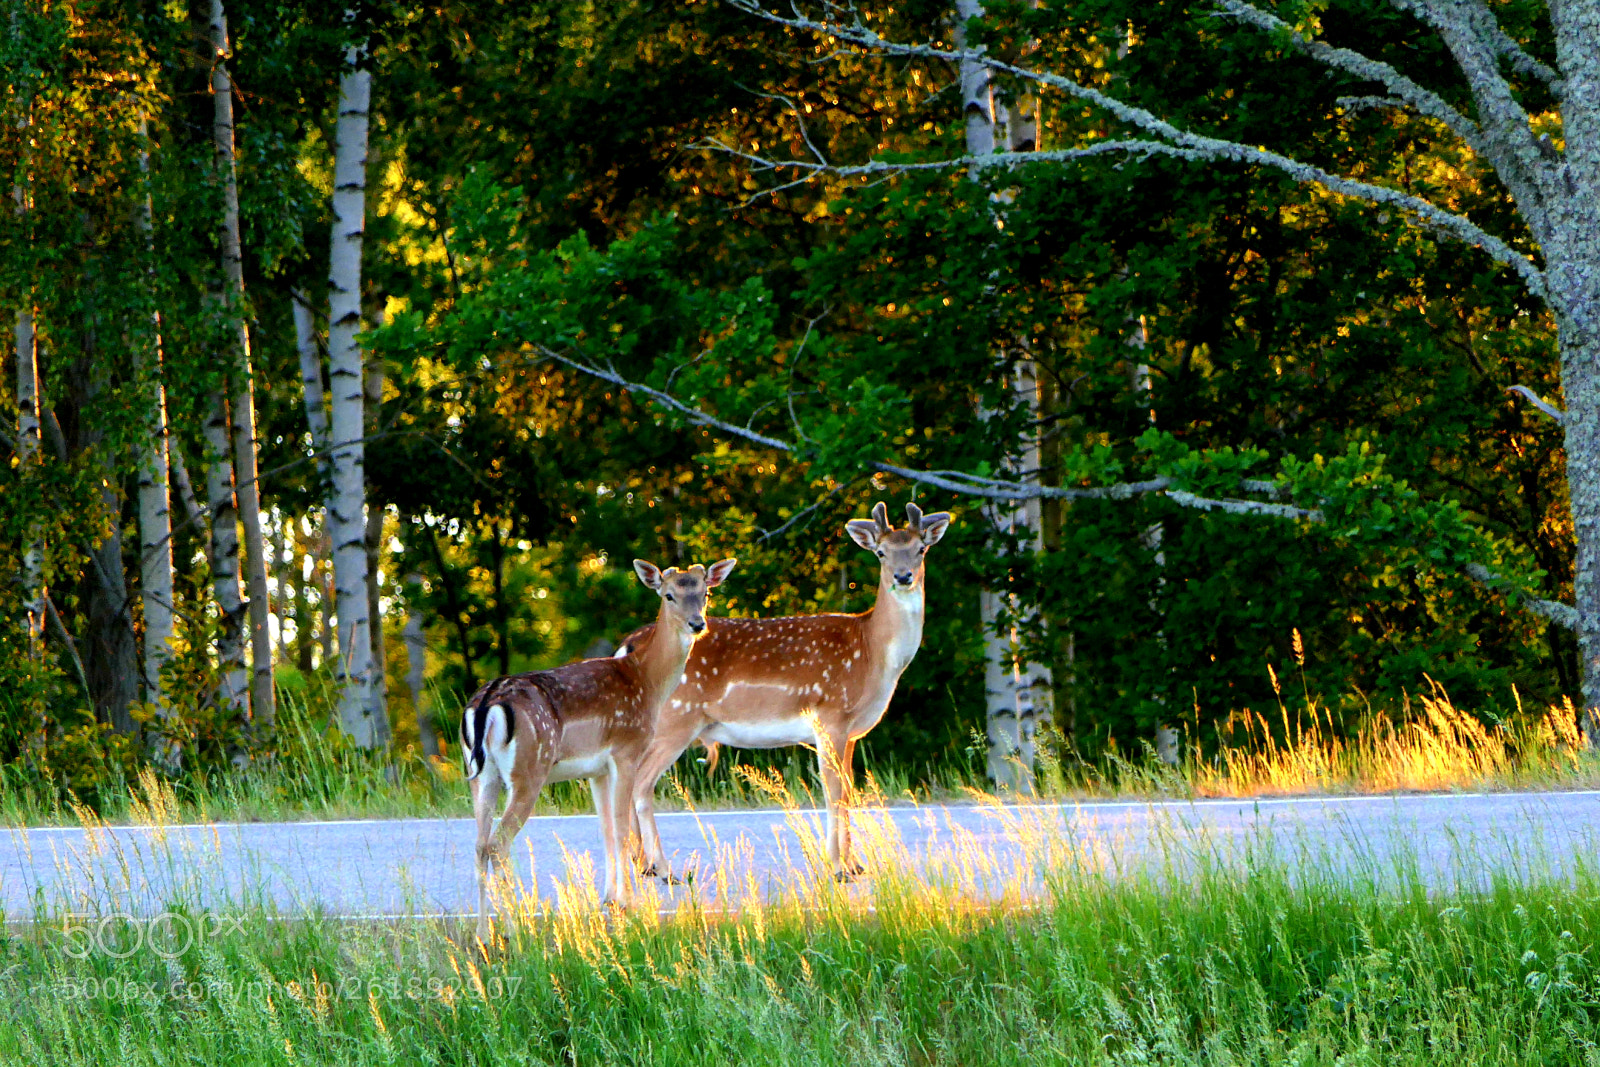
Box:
[620,502,950,881]
[461,557,736,934]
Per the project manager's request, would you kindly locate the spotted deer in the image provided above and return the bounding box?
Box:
[461,557,736,934]
[619,502,951,881]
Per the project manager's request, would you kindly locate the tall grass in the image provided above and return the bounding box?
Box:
[4,782,1600,1065]
[5,668,1596,829]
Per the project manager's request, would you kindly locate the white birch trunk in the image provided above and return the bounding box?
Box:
[364,350,390,744]
[209,0,274,725]
[15,304,40,645]
[134,130,175,715]
[13,108,40,649]
[325,38,378,746]
[203,390,248,715]
[271,511,291,663]
[960,0,1052,793]
[293,290,330,468]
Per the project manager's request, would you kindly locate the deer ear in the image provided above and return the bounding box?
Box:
[845,519,881,552]
[918,512,952,546]
[705,557,737,588]
[633,559,664,591]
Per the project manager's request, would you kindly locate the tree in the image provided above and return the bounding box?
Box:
[324,17,378,747]
[708,0,1600,726]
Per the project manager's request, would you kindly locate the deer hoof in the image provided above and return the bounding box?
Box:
[640,864,659,879]
[832,861,865,883]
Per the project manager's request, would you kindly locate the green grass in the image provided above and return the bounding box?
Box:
[7,674,1600,829]
[3,817,1600,1064]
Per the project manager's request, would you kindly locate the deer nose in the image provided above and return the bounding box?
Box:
[894,571,914,586]
[690,620,706,634]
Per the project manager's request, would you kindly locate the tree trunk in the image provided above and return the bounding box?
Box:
[364,333,390,744]
[14,108,41,649]
[294,290,330,465]
[959,0,1051,793]
[294,520,314,673]
[15,306,41,646]
[203,389,248,715]
[397,511,438,758]
[271,512,291,664]
[209,0,273,726]
[325,36,377,746]
[134,130,175,717]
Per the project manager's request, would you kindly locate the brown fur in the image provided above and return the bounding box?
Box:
[622,502,950,881]
[464,557,735,934]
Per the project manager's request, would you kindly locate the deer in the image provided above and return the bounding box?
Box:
[618,502,951,882]
[460,556,736,936]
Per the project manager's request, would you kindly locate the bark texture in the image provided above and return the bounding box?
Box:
[209,0,273,725]
[135,134,175,714]
[325,38,378,746]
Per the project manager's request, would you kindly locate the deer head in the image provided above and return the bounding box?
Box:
[845,501,952,593]
[633,557,738,634]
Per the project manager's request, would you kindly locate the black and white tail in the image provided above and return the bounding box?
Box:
[461,700,512,780]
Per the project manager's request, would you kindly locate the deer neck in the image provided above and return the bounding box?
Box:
[635,607,696,706]
[863,570,925,676]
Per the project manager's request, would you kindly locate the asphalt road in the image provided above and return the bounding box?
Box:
[2,790,1598,919]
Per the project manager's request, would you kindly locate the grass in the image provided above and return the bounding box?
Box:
[3,785,1600,1065]
[5,671,1598,829]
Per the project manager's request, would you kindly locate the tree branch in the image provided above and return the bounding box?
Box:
[546,344,1574,629]
[1220,1,1486,153]
[723,0,1548,299]
[1508,384,1564,424]
[1464,562,1578,629]
[1165,489,1324,521]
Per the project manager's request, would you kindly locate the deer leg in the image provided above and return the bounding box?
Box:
[471,771,505,942]
[817,727,860,880]
[589,761,623,905]
[840,738,862,876]
[487,766,546,901]
[629,729,700,881]
[610,756,641,902]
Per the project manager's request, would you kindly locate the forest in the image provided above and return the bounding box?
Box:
[1,0,1588,809]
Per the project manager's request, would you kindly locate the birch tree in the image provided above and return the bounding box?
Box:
[208,0,273,725]
[14,301,40,645]
[13,177,40,648]
[956,0,1053,791]
[713,0,1600,735]
[324,26,379,747]
[364,304,390,744]
[134,126,174,716]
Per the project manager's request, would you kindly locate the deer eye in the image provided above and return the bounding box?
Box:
[876,551,885,559]
[664,593,676,602]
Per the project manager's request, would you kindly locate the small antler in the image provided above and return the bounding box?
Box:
[905,502,924,530]
[871,501,890,533]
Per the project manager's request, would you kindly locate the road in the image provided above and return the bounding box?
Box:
[2,790,1597,919]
